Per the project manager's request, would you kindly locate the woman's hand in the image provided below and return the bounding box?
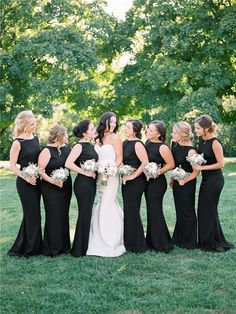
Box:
[83,171,96,179]
[178,179,185,186]
[193,165,202,171]
[24,177,37,185]
[123,173,136,183]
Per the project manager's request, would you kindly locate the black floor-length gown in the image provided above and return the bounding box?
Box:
[122,140,147,253]
[41,145,72,257]
[145,141,173,252]
[171,142,198,249]
[71,143,98,257]
[8,136,42,257]
[197,137,234,252]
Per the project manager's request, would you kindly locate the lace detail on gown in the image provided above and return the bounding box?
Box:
[86,144,126,257]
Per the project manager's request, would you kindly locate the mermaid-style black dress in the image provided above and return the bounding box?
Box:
[171,142,198,249]
[71,143,98,257]
[41,145,72,256]
[197,137,234,252]
[122,140,147,253]
[8,136,42,257]
[145,141,173,252]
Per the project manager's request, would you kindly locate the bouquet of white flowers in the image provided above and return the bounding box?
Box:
[170,165,189,181]
[50,167,69,184]
[118,165,136,184]
[186,153,207,166]
[22,163,39,179]
[97,161,117,186]
[143,162,161,181]
[81,159,97,173]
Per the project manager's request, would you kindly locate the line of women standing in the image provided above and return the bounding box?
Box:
[8,110,234,258]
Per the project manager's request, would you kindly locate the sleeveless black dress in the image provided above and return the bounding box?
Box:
[171,142,197,249]
[197,137,234,252]
[122,140,147,253]
[8,136,42,257]
[145,141,173,252]
[71,143,98,257]
[41,145,72,257]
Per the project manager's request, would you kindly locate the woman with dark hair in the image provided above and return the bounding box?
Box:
[194,115,234,252]
[170,121,198,249]
[8,110,42,257]
[145,120,174,252]
[38,125,72,256]
[122,119,148,253]
[65,120,98,257]
[86,112,126,257]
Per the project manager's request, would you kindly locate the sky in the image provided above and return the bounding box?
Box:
[105,0,133,20]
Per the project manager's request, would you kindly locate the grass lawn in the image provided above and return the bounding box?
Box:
[1,160,236,314]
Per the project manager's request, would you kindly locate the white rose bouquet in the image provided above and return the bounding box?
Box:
[143,162,161,181]
[97,161,117,186]
[22,163,39,179]
[186,153,207,166]
[81,159,97,173]
[50,167,69,185]
[170,165,189,181]
[118,165,136,185]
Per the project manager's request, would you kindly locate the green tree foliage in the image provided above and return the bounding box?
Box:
[0,0,116,135]
[110,0,236,124]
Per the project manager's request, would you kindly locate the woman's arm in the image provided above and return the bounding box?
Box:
[112,134,123,167]
[123,142,148,181]
[65,144,95,178]
[38,148,62,187]
[178,149,199,186]
[159,145,175,175]
[10,140,36,185]
[194,140,224,171]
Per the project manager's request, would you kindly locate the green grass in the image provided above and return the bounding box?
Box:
[1,162,236,314]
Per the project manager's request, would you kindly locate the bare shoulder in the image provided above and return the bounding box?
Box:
[111,133,122,143]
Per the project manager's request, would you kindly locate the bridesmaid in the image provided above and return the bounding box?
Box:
[8,110,42,257]
[145,120,174,252]
[122,119,148,253]
[38,125,72,257]
[194,115,234,252]
[170,121,198,249]
[65,120,98,257]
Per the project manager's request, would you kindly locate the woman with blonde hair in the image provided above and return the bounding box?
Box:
[170,121,198,249]
[194,115,234,252]
[38,125,72,257]
[8,110,42,256]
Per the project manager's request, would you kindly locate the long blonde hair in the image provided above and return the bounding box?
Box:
[173,121,193,142]
[14,110,35,137]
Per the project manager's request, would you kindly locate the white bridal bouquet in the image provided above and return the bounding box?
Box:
[170,166,189,181]
[118,165,136,185]
[97,160,117,186]
[50,167,69,184]
[81,159,97,173]
[186,153,207,166]
[22,163,39,179]
[143,162,161,181]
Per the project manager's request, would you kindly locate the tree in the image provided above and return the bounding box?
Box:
[110,0,236,124]
[0,0,116,136]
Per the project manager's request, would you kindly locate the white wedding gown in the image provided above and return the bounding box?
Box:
[86,144,126,257]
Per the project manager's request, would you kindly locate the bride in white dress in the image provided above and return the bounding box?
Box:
[86,112,126,257]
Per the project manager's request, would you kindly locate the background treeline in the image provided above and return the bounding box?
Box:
[1,0,236,159]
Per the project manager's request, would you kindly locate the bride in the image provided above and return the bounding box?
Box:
[86,112,126,257]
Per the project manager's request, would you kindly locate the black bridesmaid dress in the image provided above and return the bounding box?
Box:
[145,141,173,253]
[197,137,234,252]
[122,140,147,253]
[71,143,98,257]
[8,136,42,257]
[171,142,198,249]
[41,145,72,257]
